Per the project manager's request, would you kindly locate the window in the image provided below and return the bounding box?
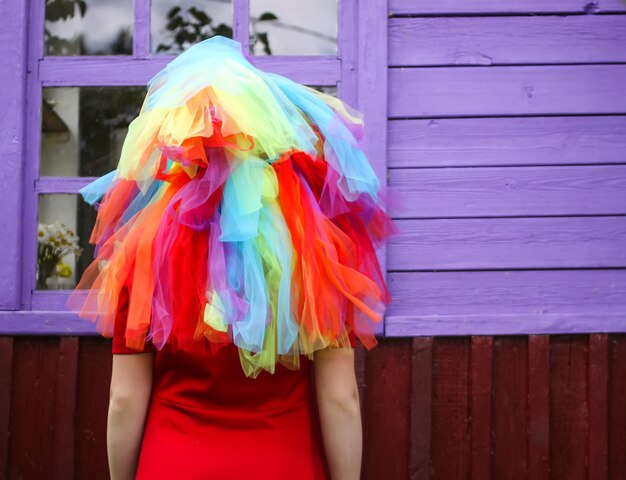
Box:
[3,0,385,335]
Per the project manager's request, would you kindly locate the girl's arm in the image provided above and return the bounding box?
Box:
[107,352,154,480]
[313,347,362,480]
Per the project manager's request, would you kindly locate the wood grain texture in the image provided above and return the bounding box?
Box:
[357,0,388,334]
[362,338,412,480]
[388,65,626,117]
[469,336,493,480]
[588,334,609,480]
[388,165,626,218]
[388,116,626,169]
[0,338,13,480]
[527,335,550,480]
[409,337,433,480]
[74,337,112,480]
[389,216,626,270]
[132,0,150,58]
[0,0,27,309]
[430,337,470,479]
[53,337,79,480]
[389,16,626,66]
[549,335,589,480]
[608,335,626,479]
[8,338,59,479]
[387,270,626,336]
[39,56,340,86]
[0,335,625,477]
[388,0,626,14]
[492,337,528,479]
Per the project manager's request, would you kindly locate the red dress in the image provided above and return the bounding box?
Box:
[112,283,356,479]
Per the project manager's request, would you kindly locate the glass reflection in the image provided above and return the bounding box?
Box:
[152,0,233,54]
[250,0,337,56]
[37,194,95,290]
[44,0,133,55]
[40,86,146,178]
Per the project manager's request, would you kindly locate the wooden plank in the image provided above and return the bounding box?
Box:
[388,0,626,15]
[549,335,589,480]
[39,56,340,86]
[53,337,79,480]
[388,116,626,169]
[0,338,13,480]
[588,334,609,480]
[21,0,45,310]
[386,270,626,336]
[390,216,626,270]
[527,335,550,480]
[0,0,28,309]
[233,0,250,53]
[0,310,99,335]
[363,338,412,480]
[357,0,388,335]
[389,16,626,66]
[388,165,626,218]
[133,0,150,58]
[430,337,470,479]
[608,334,626,478]
[388,65,626,117]
[408,337,433,480]
[74,337,112,480]
[492,337,528,479]
[8,338,59,479]
[469,336,493,480]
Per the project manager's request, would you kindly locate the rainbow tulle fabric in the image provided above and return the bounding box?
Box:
[65,35,395,378]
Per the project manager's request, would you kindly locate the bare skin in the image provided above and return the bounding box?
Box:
[313,347,363,480]
[107,353,154,480]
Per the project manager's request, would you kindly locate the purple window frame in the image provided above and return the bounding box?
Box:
[0,0,388,336]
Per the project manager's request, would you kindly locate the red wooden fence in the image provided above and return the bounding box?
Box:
[1,334,625,479]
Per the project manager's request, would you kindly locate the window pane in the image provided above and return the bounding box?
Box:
[41,86,146,178]
[36,194,94,290]
[44,0,133,55]
[250,0,337,56]
[152,0,233,54]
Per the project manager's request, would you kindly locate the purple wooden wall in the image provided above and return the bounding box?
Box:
[385,0,626,337]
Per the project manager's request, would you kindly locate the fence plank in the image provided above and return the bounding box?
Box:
[528,335,550,480]
[430,338,471,479]
[74,338,112,480]
[388,0,626,15]
[363,338,412,480]
[390,216,626,271]
[492,337,528,478]
[389,16,626,66]
[387,270,626,336]
[0,338,13,480]
[550,335,589,480]
[388,165,626,218]
[8,338,59,479]
[409,337,433,480]
[54,337,79,480]
[470,336,493,480]
[608,335,626,478]
[389,65,626,117]
[588,334,609,480]
[387,116,626,169]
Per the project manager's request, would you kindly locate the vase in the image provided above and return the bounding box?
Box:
[37,259,58,290]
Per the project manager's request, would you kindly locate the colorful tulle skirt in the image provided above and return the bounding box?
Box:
[65,35,395,378]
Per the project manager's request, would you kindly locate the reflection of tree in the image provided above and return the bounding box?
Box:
[44,0,132,55]
[155,4,278,55]
[155,6,233,53]
[44,0,86,55]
